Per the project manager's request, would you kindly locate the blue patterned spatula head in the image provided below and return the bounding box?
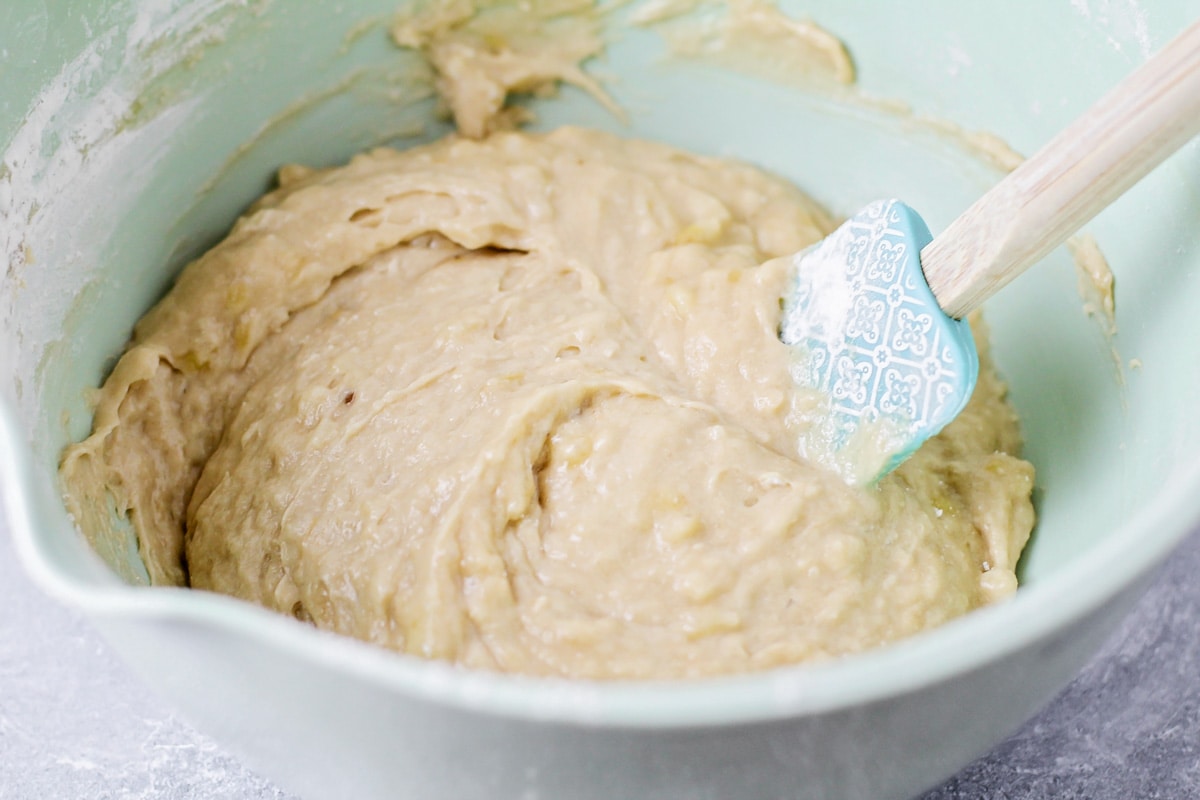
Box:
[780,199,978,485]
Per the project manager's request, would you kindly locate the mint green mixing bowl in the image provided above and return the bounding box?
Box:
[4,2,1199,798]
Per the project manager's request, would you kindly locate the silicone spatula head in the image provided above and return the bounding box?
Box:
[780,199,977,485]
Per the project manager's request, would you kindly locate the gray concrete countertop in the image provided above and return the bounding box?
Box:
[2,501,1198,800]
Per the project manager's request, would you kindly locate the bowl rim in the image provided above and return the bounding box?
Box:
[6,399,1199,729]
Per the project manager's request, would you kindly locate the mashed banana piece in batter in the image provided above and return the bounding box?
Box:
[61,127,1033,679]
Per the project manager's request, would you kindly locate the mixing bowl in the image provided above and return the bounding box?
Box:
[4,1,1199,798]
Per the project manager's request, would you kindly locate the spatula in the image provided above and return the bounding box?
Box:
[780,19,1200,485]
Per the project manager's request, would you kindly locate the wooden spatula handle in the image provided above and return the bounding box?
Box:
[921,20,1200,319]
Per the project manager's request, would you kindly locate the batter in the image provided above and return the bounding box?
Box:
[59,0,1034,679]
[60,126,1034,679]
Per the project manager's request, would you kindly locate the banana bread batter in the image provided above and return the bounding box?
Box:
[61,125,1033,679]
